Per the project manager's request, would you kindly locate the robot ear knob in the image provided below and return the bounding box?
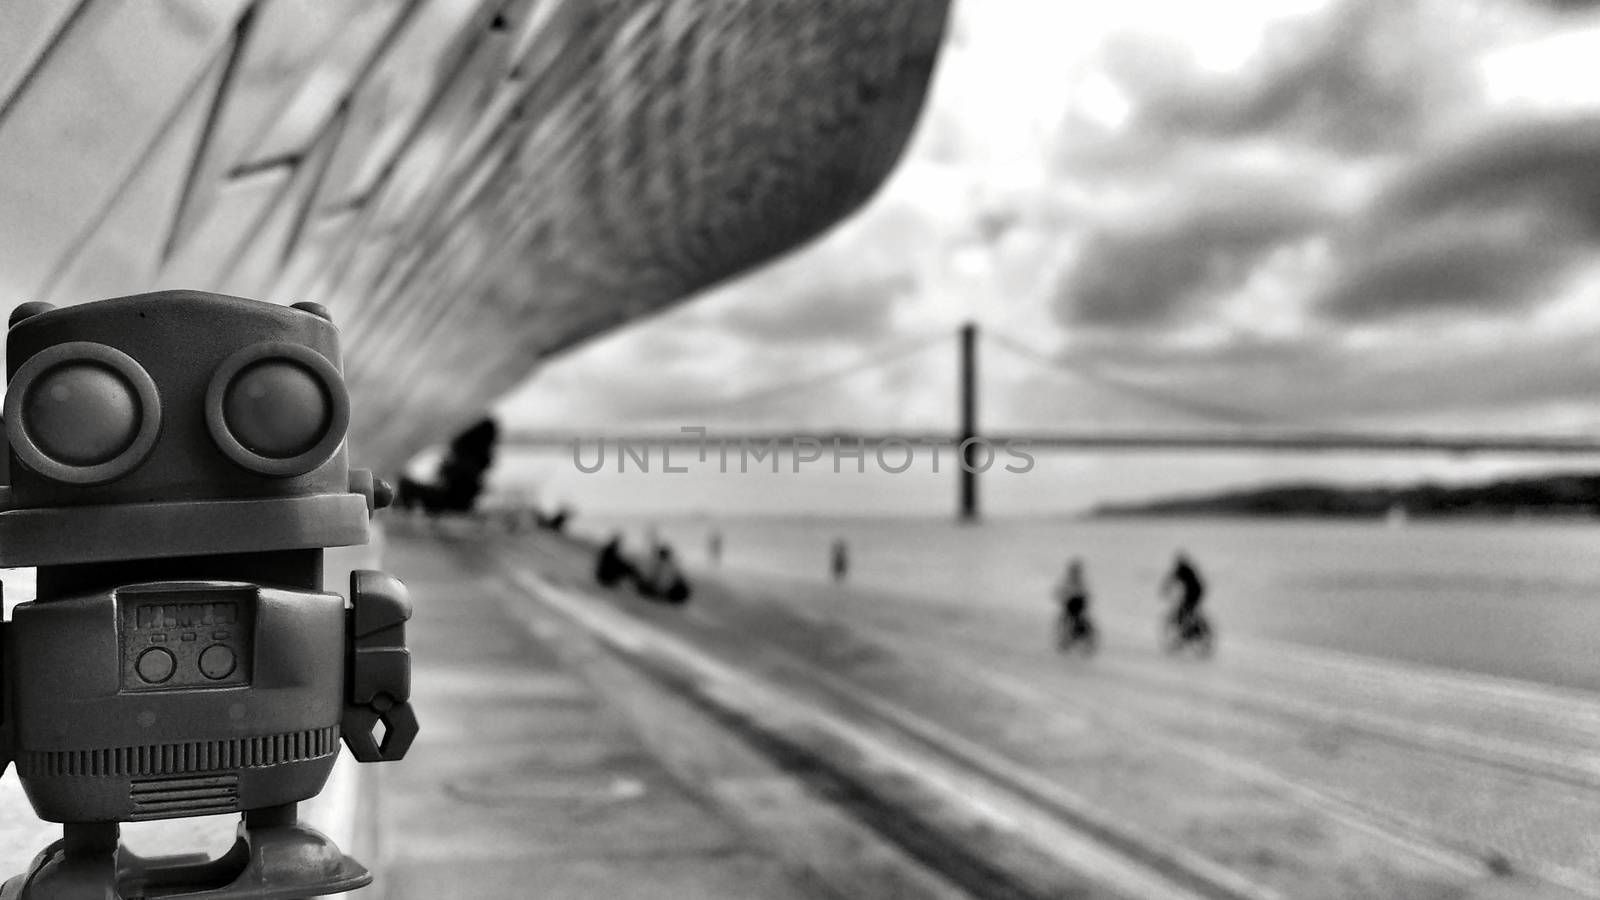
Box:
[291,301,333,322]
[349,469,395,515]
[373,476,394,511]
[9,302,55,328]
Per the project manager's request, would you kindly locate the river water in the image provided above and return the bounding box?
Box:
[587,515,1600,693]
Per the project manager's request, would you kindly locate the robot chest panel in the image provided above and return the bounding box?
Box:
[120,586,255,692]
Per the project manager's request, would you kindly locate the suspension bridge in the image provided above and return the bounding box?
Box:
[504,324,1600,520]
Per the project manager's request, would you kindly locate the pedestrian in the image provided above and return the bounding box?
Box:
[1053,557,1096,652]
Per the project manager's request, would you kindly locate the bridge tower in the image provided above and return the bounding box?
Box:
[959,322,979,522]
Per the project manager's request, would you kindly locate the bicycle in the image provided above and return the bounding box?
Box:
[1055,601,1098,654]
[1162,606,1215,657]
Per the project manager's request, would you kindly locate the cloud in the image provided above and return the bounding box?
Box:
[1035,322,1600,429]
[1314,224,1581,321]
[715,270,912,344]
[499,324,735,426]
[1526,0,1600,11]
[676,174,957,345]
[1311,115,1600,322]
[1098,1,1477,155]
[1052,167,1334,328]
[1040,0,1508,334]
[1372,116,1600,235]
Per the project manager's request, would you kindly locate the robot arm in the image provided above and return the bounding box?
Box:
[0,619,9,780]
[341,570,417,762]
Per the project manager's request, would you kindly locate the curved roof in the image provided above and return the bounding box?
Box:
[0,0,950,471]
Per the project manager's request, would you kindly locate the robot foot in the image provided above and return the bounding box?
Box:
[2,825,121,900]
[2,808,370,900]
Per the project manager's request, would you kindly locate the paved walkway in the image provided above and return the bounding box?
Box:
[364,532,821,900]
[332,520,1600,899]
[470,525,1600,900]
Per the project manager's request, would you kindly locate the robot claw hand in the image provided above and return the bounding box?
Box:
[341,694,418,762]
[343,570,417,762]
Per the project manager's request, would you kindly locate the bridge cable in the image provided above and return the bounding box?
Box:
[626,328,953,425]
[980,328,1303,428]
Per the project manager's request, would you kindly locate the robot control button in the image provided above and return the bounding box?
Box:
[199,645,237,680]
[136,647,176,684]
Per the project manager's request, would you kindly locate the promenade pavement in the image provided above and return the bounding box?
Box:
[448,523,1600,900]
[360,530,832,900]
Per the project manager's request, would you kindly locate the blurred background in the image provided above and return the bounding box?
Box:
[499,0,1600,517]
[7,1,1600,898]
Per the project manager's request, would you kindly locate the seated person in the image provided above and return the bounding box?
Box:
[641,544,691,605]
[594,533,636,587]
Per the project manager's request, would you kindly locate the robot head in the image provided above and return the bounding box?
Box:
[0,290,377,567]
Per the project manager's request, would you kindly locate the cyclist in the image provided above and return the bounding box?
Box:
[1161,551,1206,635]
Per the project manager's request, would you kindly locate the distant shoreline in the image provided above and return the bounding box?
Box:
[1093,509,1600,521]
[1091,471,1600,520]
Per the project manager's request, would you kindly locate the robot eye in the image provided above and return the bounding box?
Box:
[3,342,161,484]
[205,342,350,477]
[225,360,329,458]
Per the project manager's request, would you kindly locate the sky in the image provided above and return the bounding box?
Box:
[490,0,1600,517]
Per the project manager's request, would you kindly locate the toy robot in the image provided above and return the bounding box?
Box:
[0,290,416,899]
